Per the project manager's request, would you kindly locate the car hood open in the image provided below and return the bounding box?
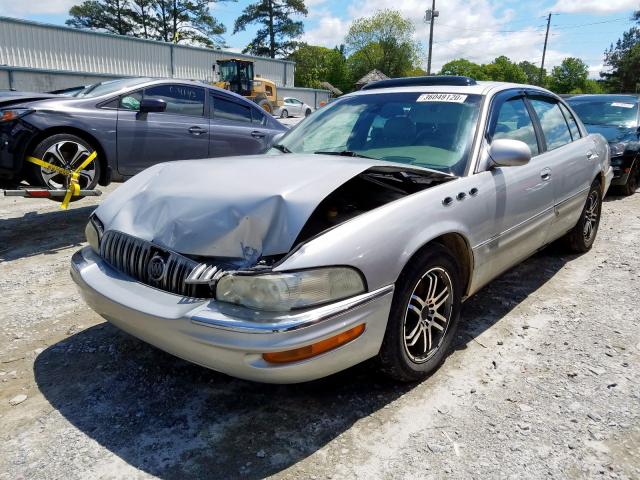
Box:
[95,154,452,262]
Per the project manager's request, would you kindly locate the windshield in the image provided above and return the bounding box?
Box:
[73,78,151,98]
[273,92,482,176]
[568,97,639,127]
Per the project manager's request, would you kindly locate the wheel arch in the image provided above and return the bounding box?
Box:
[401,232,474,299]
[24,126,110,186]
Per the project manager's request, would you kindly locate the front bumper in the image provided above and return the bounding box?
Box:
[71,247,394,383]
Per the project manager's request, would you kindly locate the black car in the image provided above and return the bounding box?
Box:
[0,78,287,192]
[567,94,639,195]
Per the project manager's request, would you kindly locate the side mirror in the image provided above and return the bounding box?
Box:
[489,138,531,167]
[139,98,166,113]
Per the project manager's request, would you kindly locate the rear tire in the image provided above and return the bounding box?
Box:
[618,162,638,196]
[562,179,602,253]
[27,133,100,202]
[378,244,462,382]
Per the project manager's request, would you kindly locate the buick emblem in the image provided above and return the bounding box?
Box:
[148,255,166,282]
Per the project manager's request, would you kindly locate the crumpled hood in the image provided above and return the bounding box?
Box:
[584,123,638,144]
[0,92,61,107]
[96,154,405,260]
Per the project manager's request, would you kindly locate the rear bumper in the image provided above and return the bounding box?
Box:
[71,247,393,383]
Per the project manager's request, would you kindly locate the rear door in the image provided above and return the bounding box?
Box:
[527,94,594,239]
[208,92,271,156]
[116,83,209,175]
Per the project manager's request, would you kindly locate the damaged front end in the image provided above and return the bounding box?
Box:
[90,155,454,310]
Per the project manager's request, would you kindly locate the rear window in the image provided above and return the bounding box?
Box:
[213,96,252,123]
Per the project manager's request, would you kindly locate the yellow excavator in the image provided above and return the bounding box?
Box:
[212,59,283,114]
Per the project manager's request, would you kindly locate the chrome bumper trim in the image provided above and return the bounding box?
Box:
[190,285,395,334]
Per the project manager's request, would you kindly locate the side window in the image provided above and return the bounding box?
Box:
[213,95,252,123]
[143,84,205,116]
[119,91,142,111]
[559,103,581,140]
[492,98,539,155]
[252,106,266,125]
[529,98,573,150]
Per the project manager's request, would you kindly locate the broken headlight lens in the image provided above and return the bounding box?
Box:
[216,267,366,312]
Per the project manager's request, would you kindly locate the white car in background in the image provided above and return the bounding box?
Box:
[276,97,313,118]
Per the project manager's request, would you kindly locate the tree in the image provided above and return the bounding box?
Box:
[288,44,349,91]
[234,0,308,58]
[439,59,488,80]
[602,12,640,92]
[67,0,230,47]
[549,57,588,93]
[67,0,135,36]
[345,9,421,79]
[482,56,527,83]
[518,61,545,85]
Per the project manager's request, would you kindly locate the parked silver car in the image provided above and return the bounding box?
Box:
[275,96,313,118]
[72,76,612,384]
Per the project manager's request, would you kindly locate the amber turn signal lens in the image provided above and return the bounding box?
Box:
[263,324,365,364]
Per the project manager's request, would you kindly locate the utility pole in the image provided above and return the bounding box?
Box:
[425,0,439,75]
[540,13,552,85]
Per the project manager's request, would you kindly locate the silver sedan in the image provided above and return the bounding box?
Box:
[275,96,313,118]
[72,77,612,383]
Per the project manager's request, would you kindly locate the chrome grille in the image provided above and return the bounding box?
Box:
[100,230,202,297]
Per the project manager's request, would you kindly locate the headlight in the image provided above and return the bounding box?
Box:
[216,267,366,312]
[609,142,626,157]
[0,108,34,123]
[84,217,103,253]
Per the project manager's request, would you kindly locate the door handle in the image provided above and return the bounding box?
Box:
[540,168,552,181]
[188,126,207,136]
[251,130,266,138]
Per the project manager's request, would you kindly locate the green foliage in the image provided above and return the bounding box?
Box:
[67,0,231,47]
[234,0,308,58]
[439,59,488,80]
[345,9,421,79]
[288,44,350,92]
[67,0,135,36]
[483,56,528,83]
[549,57,589,94]
[518,61,545,85]
[602,12,640,92]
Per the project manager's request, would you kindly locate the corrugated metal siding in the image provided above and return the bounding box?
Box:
[0,16,295,86]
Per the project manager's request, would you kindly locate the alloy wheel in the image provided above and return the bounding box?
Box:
[583,190,599,243]
[403,267,454,363]
[39,140,96,189]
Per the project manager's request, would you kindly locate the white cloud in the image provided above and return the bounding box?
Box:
[302,16,350,47]
[0,0,76,16]
[551,0,638,14]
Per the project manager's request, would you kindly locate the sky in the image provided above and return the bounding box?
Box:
[0,0,638,78]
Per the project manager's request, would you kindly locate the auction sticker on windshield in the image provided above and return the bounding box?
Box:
[611,102,635,108]
[417,93,468,103]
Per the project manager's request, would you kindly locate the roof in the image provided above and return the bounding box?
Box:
[355,69,389,86]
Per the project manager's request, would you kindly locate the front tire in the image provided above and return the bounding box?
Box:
[305,108,312,117]
[27,133,100,201]
[280,109,289,119]
[562,179,602,253]
[379,245,462,382]
[619,162,638,196]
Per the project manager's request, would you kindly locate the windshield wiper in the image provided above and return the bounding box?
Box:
[314,150,375,159]
[271,144,292,153]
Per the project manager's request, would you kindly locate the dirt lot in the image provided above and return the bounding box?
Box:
[1,184,639,480]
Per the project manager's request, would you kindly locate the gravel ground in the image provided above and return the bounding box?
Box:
[0,183,639,480]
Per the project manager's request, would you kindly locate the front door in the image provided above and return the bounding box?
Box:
[116,84,209,175]
[475,94,555,281]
